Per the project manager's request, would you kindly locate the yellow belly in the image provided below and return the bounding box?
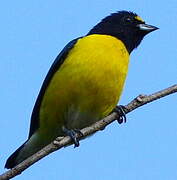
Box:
[39,34,129,137]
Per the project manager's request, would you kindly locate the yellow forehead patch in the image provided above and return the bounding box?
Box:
[135,16,145,23]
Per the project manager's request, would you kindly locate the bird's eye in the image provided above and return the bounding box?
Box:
[125,17,132,23]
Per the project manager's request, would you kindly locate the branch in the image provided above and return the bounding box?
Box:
[1,84,177,180]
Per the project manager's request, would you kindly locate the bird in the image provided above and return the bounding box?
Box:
[5,10,158,169]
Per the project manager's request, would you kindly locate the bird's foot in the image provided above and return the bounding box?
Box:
[113,105,127,124]
[62,127,83,148]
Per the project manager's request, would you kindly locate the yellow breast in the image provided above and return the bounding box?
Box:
[40,34,129,134]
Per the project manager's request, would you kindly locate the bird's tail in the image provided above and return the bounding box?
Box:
[5,132,48,169]
[5,142,27,169]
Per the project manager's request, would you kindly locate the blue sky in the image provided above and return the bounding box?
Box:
[1,0,177,179]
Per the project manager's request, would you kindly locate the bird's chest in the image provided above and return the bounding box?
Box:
[40,35,129,130]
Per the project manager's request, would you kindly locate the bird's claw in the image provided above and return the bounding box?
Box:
[62,127,82,148]
[113,105,127,124]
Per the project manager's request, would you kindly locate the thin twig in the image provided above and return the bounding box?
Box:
[0,84,177,180]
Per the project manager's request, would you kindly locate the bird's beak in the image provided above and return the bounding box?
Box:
[137,23,159,33]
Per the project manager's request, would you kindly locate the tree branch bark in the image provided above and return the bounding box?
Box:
[1,84,177,180]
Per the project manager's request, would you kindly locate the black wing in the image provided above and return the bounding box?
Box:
[28,37,81,138]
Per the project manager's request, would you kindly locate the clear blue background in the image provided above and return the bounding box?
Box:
[1,0,177,179]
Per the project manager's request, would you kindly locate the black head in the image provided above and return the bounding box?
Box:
[88,11,158,54]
